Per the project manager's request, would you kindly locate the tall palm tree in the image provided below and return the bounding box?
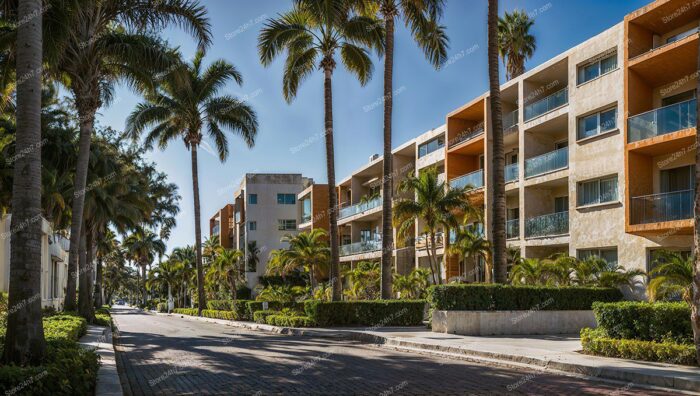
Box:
[498,10,536,81]
[393,167,475,285]
[258,0,383,301]
[693,30,700,366]
[202,234,221,265]
[127,51,257,316]
[171,245,196,307]
[208,248,244,306]
[448,227,492,282]
[361,0,448,299]
[279,229,330,290]
[123,228,165,305]
[488,0,507,284]
[56,0,211,312]
[2,0,45,365]
[147,259,182,313]
[246,240,260,272]
[94,229,118,308]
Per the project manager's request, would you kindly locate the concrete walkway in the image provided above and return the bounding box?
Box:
[79,324,123,396]
[162,312,700,394]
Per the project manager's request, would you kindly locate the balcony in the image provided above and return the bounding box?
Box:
[449,125,484,148]
[505,163,518,182]
[450,169,484,190]
[524,88,568,122]
[338,196,382,220]
[630,190,693,225]
[503,109,519,130]
[339,239,382,257]
[415,232,444,250]
[525,147,568,178]
[525,211,569,238]
[628,99,696,143]
[506,219,519,239]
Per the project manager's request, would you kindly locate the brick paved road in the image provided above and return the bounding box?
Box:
[112,306,674,395]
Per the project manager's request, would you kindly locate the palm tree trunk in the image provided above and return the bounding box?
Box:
[380,15,396,300]
[141,264,147,306]
[191,144,206,315]
[691,33,700,365]
[78,229,94,321]
[425,231,437,285]
[2,0,45,364]
[94,233,103,308]
[488,0,507,284]
[323,66,341,301]
[167,283,172,314]
[430,231,442,284]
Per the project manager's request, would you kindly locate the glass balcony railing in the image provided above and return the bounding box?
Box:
[338,196,382,219]
[506,219,519,239]
[525,87,569,121]
[525,211,569,238]
[627,99,697,143]
[450,169,484,190]
[449,125,485,148]
[415,232,444,250]
[505,163,518,182]
[339,239,382,257]
[630,189,693,225]
[525,147,568,178]
[503,109,519,130]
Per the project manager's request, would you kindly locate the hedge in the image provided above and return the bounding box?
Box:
[206,300,252,320]
[581,328,696,366]
[304,300,426,327]
[265,315,315,328]
[172,308,248,321]
[593,301,691,344]
[246,301,304,318]
[427,284,622,311]
[253,310,277,324]
[258,274,307,287]
[0,313,99,395]
[173,308,198,316]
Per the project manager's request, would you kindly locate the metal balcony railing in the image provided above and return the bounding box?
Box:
[628,99,697,143]
[503,109,519,130]
[338,196,382,219]
[506,219,519,239]
[505,163,518,182]
[525,147,568,178]
[525,87,569,121]
[525,211,569,238]
[630,189,693,225]
[450,169,484,190]
[339,239,382,257]
[449,125,484,148]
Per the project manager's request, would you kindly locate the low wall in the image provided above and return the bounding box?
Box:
[432,310,596,336]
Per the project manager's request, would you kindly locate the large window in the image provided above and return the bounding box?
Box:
[666,27,698,45]
[277,193,296,205]
[577,107,617,140]
[301,198,312,223]
[51,261,59,299]
[577,52,617,84]
[577,175,618,206]
[418,136,445,158]
[278,219,296,231]
[660,165,695,193]
[248,194,257,204]
[554,196,569,213]
[578,247,618,265]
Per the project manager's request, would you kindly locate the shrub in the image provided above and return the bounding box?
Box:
[43,313,88,342]
[265,315,314,328]
[427,284,622,311]
[206,300,252,320]
[592,301,691,343]
[156,303,167,313]
[253,310,277,324]
[246,301,304,318]
[94,313,111,327]
[581,327,696,366]
[258,273,307,287]
[173,308,198,316]
[304,300,426,327]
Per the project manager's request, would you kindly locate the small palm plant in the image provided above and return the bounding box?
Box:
[210,248,245,310]
[648,251,693,303]
[279,229,330,290]
[448,227,492,282]
[509,258,546,286]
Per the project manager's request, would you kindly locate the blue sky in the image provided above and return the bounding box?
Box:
[97,0,649,253]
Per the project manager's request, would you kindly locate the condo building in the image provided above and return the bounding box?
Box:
[297,0,696,292]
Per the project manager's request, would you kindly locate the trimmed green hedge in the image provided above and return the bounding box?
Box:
[304,300,426,327]
[427,284,622,311]
[246,301,304,318]
[253,310,277,324]
[593,301,691,344]
[265,315,315,328]
[173,308,248,321]
[581,328,696,366]
[43,313,88,342]
[206,300,252,321]
[173,308,198,316]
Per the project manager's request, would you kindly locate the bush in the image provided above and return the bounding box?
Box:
[427,284,622,311]
[156,303,167,313]
[94,313,111,327]
[246,301,304,318]
[593,301,691,344]
[304,300,425,327]
[173,308,248,321]
[173,308,198,316]
[258,273,307,287]
[43,313,87,342]
[265,315,315,328]
[206,300,252,321]
[581,327,696,366]
[253,310,277,324]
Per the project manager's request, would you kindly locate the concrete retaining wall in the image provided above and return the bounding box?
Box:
[432,310,596,335]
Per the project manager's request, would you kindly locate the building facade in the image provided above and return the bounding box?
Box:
[209,204,234,249]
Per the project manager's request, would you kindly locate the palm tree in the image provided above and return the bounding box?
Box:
[94,230,118,308]
[393,167,475,285]
[258,0,383,301]
[393,267,430,299]
[147,260,182,313]
[55,0,211,312]
[693,33,700,365]
[572,255,607,286]
[488,0,507,284]
[650,251,693,303]
[202,234,221,265]
[127,51,258,316]
[361,0,448,299]
[448,227,492,282]
[123,228,165,305]
[498,10,536,81]
[279,229,330,290]
[596,261,645,290]
[209,248,244,308]
[246,240,260,273]
[343,261,380,300]
[2,0,46,365]
[171,246,196,307]
[541,253,575,286]
[509,258,545,286]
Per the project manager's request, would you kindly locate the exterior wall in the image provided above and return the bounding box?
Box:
[209,204,234,249]
[432,310,596,336]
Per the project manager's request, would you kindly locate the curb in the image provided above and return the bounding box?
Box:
[159,311,700,394]
[79,324,123,396]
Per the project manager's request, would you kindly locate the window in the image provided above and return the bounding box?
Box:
[666,27,698,44]
[647,249,691,274]
[660,165,695,193]
[278,219,296,231]
[249,221,257,231]
[301,198,312,223]
[577,107,617,140]
[578,248,618,266]
[577,52,617,84]
[555,140,568,150]
[507,207,519,220]
[661,90,696,107]
[554,196,568,213]
[360,229,371,242]
[577,175,618,206]
[418,136,445,158]
[51,261,59,298]
[277,193,296,205]
[248,194,257,204]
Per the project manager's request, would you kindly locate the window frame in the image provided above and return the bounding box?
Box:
[577,247,618,265]
[577,175,619,207]
[248,221,257,231]
[277,219,296,231]
[248,194,257,205]
[577,107,618,140]
[418,136,445,158]
[576,52,618,85]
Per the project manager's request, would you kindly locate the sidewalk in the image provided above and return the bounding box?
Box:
[79,324,123,396]
[162,311,700,394]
